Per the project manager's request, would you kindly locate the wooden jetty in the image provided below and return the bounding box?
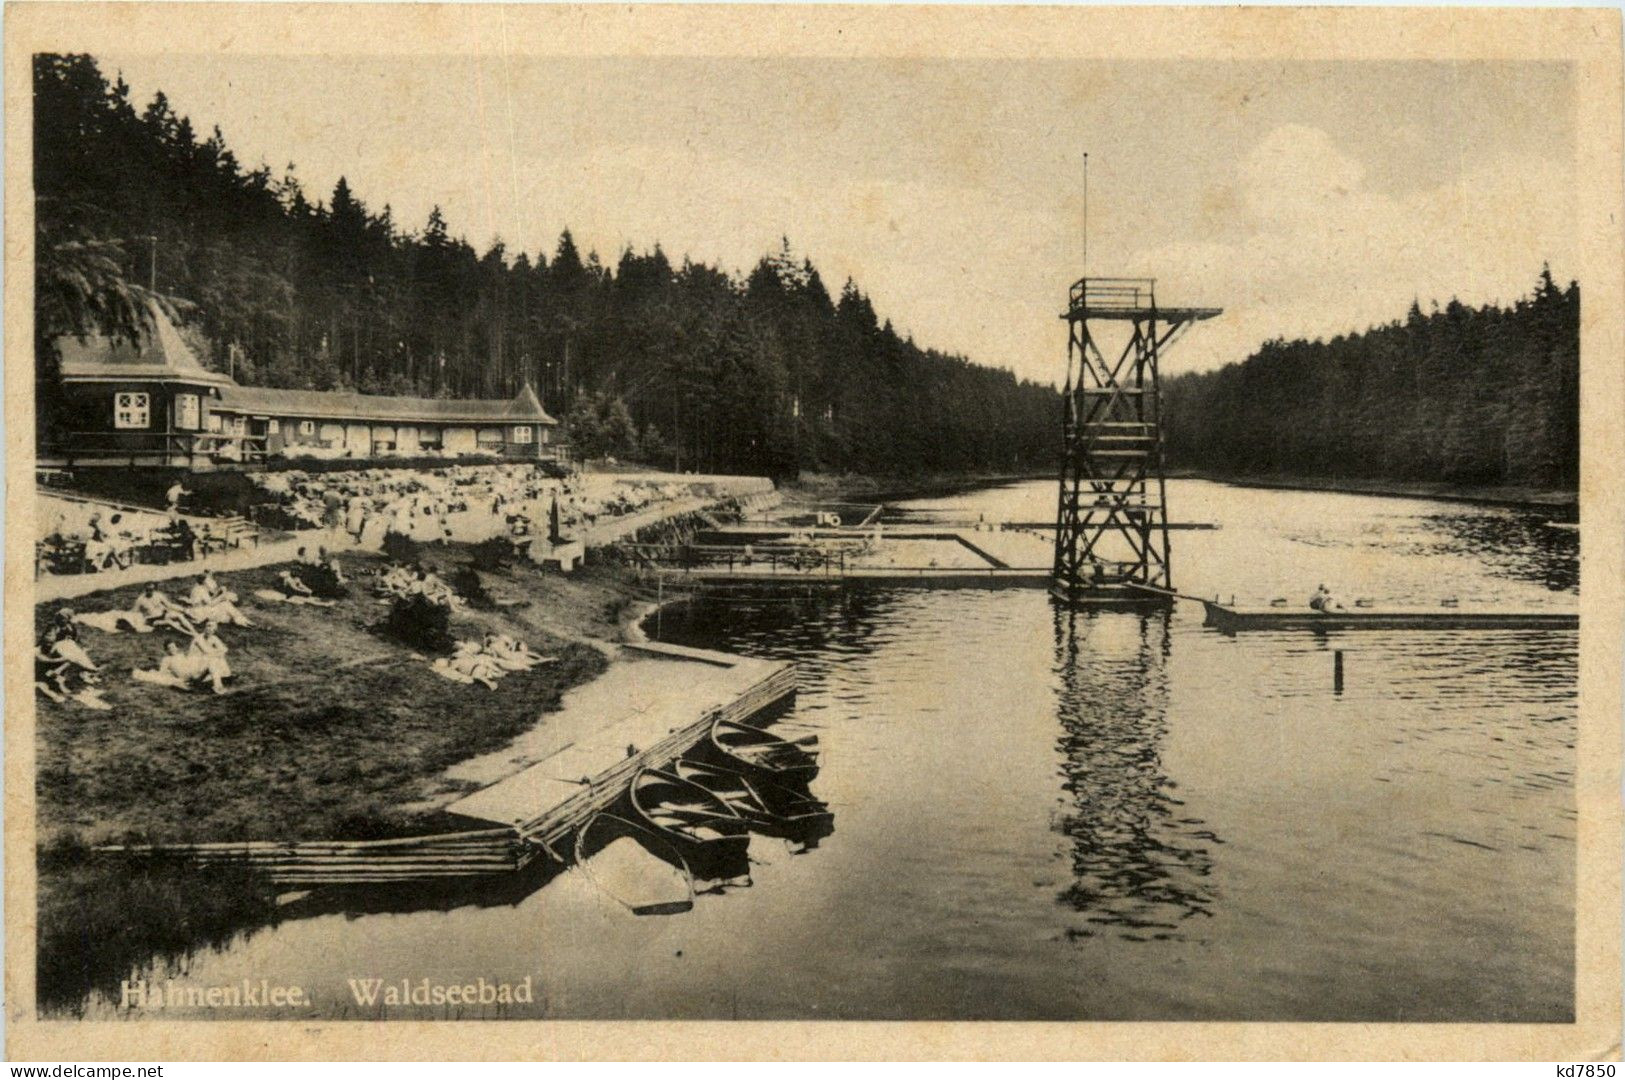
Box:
[444,642,798,857]
[1201,599,1579,633]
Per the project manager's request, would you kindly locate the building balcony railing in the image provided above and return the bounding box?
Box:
[43,430,573,470]
[43,431,270,467]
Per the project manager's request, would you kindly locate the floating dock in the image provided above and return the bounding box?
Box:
[654,565,1051,590]
[1201,599,1579,633]
[643,523,1053,590]
[445,641,797,854]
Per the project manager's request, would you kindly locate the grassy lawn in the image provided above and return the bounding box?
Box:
[35,543,636,847]
[36,541,646,1013]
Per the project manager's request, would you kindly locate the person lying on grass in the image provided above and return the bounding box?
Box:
[252,569,339,607]
[185,571,253,627]
[481,632,555,672]
[131,583,197,635]
[36,611,111,708]
[187,620,233,693]
[430,639,505,690]
[318,546,347,585]
[39,609,99,672]
[74,593,157,634]
[133,639,216,693]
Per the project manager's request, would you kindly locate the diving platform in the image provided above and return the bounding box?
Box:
[1053,275,1220,605]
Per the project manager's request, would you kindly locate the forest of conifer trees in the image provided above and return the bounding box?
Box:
[1162,272,1580,490]
[33,53,1058,478]
[35,53,1583,491]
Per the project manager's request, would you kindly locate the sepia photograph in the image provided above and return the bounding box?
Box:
[4,2,1621,1063]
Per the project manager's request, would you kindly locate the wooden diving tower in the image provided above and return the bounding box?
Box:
[1052,277,1220,605]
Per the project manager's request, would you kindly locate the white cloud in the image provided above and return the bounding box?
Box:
[1140,124,1574,375]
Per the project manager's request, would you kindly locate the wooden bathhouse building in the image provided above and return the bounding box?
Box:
[40,308,561,469]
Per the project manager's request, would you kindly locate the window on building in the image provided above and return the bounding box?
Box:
[114,392,150,429]
[267,419,281,435]
[207,413,222,433]
[231,416,246,435]
[512,425,533,444]
[300,420,316,437]
[175,393,200,430]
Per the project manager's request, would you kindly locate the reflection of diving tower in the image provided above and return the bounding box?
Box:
[1052,277,1220,604]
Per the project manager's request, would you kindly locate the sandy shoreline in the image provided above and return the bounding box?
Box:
[1166,470,1578,512]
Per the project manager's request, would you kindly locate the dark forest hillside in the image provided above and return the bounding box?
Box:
[33,53,1057,478]
[1162,272,1580,489]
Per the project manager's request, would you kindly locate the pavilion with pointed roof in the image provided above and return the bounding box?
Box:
[42,306,560,469]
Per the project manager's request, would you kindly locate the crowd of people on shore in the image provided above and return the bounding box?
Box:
[35,503,208,578]
[35,465,734,709]
[251,464,695,550]
[40,465,707,590]
[35,569,253,705]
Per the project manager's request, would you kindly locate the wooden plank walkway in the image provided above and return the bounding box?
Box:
[445,642,798,854]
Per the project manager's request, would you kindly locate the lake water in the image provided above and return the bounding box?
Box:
[71,479,1577,1021]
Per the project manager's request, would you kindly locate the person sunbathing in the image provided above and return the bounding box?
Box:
[133,640,212,691]
[75,595,156,634]
[37,615,110,707]
[436,640,504,689]
[132,583,197,635]
[254,569,330,607]
[482,632,552,671]
[379,565,414,597]
[187,621,233,694]
[407,568,459,608]
[39,609,99,672]
[317,547,347,585]
[186,571,253,627]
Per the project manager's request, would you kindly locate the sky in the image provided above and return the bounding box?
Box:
[97,54,1576,384]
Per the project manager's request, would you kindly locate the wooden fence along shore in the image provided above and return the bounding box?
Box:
[93,827,539,887]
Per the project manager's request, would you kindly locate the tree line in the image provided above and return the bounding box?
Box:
[1161,270,1580,489]
[33,53,1058,478]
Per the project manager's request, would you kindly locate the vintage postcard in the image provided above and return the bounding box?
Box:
[4,2,1621,1063]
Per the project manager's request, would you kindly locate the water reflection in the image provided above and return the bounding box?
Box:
[1050,607,1217,938]
[1425,512,1579,592]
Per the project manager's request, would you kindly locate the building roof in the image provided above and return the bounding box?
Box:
[58,304,557,426]
[56,304,236,388]
[217,382,557,426]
